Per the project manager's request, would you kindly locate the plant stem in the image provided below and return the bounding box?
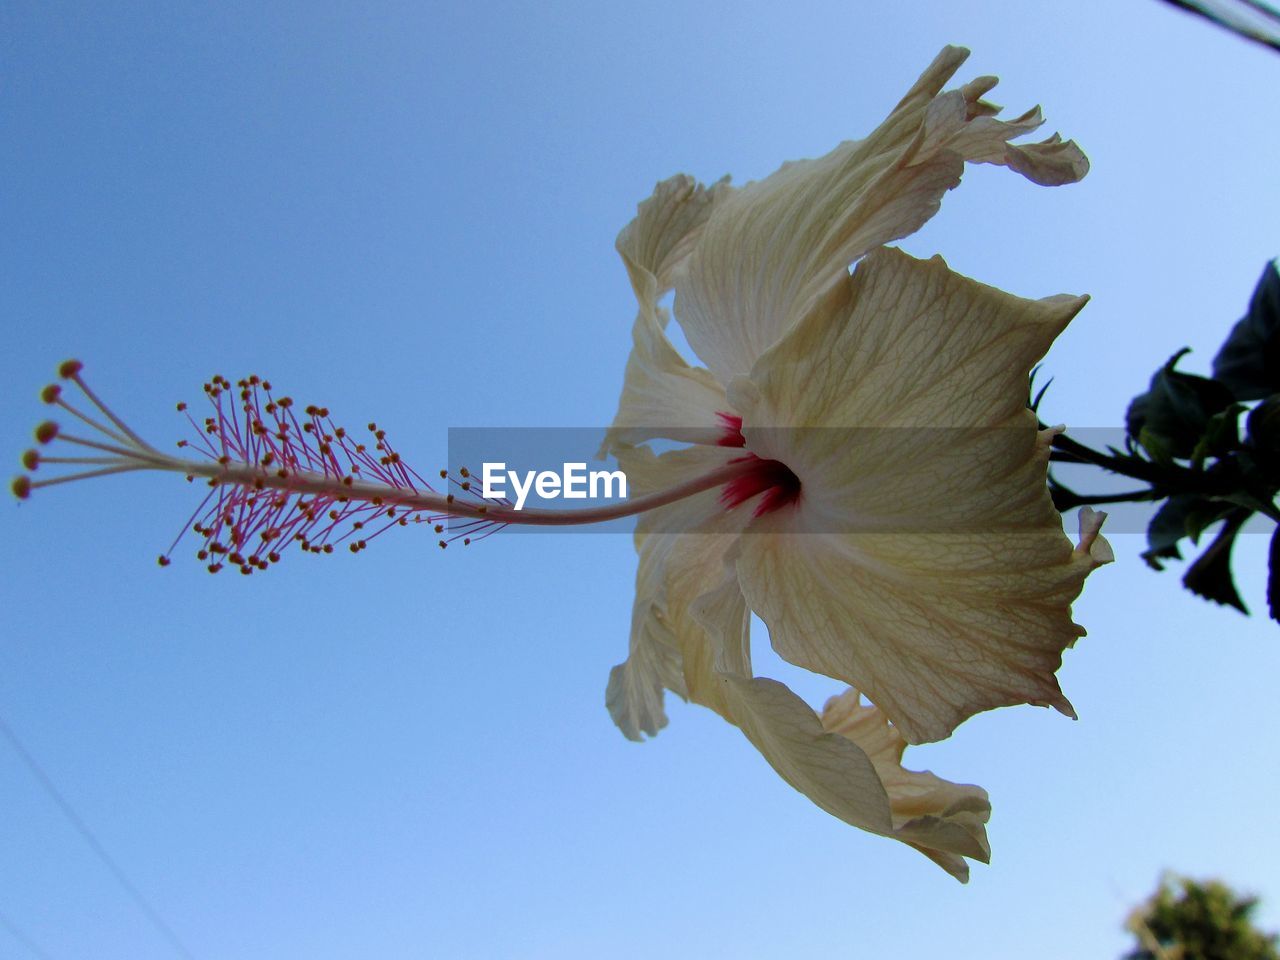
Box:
[1045,431,1248,509]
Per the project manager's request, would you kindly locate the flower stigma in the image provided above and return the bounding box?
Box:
[714,411,803,516]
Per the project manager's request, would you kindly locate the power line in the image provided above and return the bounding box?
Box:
[0,711,196,960]
[0,905,57,960]
[1155,0,1280,52]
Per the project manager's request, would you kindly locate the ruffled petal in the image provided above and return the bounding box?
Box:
[600,175,734,456]
[672,46,1088,382]
[917,89,1090,187]
[608,444,993,881]
[605,529,688,741]
[821,689,991,882]
[605,444,751,738]
[720,677,894,836]
[731,245,1088,430]
[730,248,1108,744]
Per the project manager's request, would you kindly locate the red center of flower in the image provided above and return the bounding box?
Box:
[715,412,801,516]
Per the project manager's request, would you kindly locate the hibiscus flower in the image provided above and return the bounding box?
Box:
[14,45,1111,882]
[600,46,1112,881]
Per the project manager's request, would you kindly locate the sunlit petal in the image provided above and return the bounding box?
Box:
[674,46,1087,382]
[601,175,733,455]
[602,51,1100,873]
[720,677,894,836]
[606,444,751,737]
[822,688,991,882]
[730,248,1106,743]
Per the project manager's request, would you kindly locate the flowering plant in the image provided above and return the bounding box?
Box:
[13,47,1119,881]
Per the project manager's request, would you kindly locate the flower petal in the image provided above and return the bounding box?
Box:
[605,529,689,741]
[821,688,991,882]
[608,448,987,880]
[600,175,734,455]
[719,676,894,837]
[605,443,751,738]
[672,46,1088,382]
[730,248,1107,744]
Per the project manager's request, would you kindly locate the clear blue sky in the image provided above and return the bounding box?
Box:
[2,2,1279,958]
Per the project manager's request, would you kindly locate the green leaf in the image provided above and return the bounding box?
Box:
[1269,526,1280,623]
[1184,499,1238,544]
[1246,394,1280,478]
[1127,349,1236,460]
[1142,495,1198,570]
[1136,425,1176,465]
[1182,510,1251,614]
[1212,260,1280,401]
[1190,403,1245,466]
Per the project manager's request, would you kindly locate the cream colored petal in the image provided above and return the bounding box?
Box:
[918,96,1089,186]
[598,303,731,454]
[822,688,990,882]
[720,677,894,836]
[617,443,779,716]
[608,451,984,879]
[730,249,1107,744]
[605,443,751,737]
[662,530,751,722]
[616,173,732,298]
[605,623,680,740]
[606,532,687,741]
[673,46,1088,382]
[601,176,734,455]
[1077,506,1115,565]
[734,521,1104,744]
[729,246,1088,435]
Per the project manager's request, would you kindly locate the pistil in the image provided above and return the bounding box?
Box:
[12,363,777,573]
[715,411,803,515]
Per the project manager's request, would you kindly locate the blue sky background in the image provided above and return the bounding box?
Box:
[2,2,1279,958]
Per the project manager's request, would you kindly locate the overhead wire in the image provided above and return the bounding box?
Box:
[0,711,196,959]
[0,905,57,960]
[1154,0,1280,52]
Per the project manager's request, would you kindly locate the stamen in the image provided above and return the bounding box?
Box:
[29,465,150,489]
[12,364,784,571]
[59,360,156,452]
[44,382,135,448]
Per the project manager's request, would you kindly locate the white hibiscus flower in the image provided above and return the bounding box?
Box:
[601,46,1112,881]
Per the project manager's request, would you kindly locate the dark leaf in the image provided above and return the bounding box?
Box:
[1136,425,1175,463]
[1141,496,1235,569]
[1143,495,1199,570]
[1269,526,1280,623]
[1191,403,1245,465]
[1212,260,1280,401]
[1184,499,1239,544]
[1246,393,1280,475]
[1182,509,1251,614]
[1047,476,1082,512]
[1127,349,1236,460]
[1028,365,1053,414]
